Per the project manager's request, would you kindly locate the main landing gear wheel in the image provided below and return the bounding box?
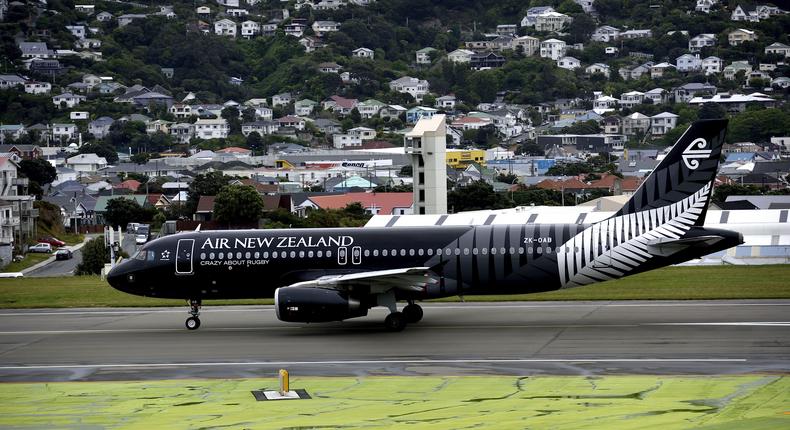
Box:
[384,312,407,332]
[185,316,201,330]
[403,304,423,323]
[186,299,202,330]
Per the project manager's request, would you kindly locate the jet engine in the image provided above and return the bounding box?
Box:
[275,287,368,323]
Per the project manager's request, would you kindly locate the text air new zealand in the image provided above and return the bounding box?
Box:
[108,119,742,331]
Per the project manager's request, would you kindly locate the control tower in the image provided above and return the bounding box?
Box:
[404,114,447,215]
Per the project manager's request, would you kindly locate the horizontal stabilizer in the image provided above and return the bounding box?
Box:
[646,235,724,257]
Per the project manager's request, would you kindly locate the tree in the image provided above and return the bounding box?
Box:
[496,172,519,184]
[187,172,231,214]
[213,185,264,225]
[104,198,145,228]
[246,131,263,155]
[75,237,110,275]
[221,106,241,135]
[447,180,510,212]
[77,142,119,164]
[19,158,56,186]
[698,102,727,120]
[130,153,150,164]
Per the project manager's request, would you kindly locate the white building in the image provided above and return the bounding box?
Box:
[689,34,716,52]
[24,81,51,94]
[241,20,260,38]
[676,54,702,72]
[765,42,790,58]
[311,20,340,36]
[535,12,572,32]
[194,118,229,139]
[586,63,610,77]
[447,49,475,63]
[702,56,723,75]
[214,19,237,37]
[540,39,566,60]
[332,134,362,149]
[592,25,620,42]
[416,47,436,64]
[405,115,447,215]
[619,91,645,109]
[513,36,540,56]
[650,112,679,136]
[557,56,580,70]
[52,93,86,108]
[622,112,650,136]
[389,76,430,102]
[352,47,374,59]
[66,153,107,174]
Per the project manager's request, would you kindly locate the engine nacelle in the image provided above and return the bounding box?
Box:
[275,287,368,323]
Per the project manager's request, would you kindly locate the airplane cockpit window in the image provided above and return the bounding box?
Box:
[133,250,147,261]
[148,251,155,261]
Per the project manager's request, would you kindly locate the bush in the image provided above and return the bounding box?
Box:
[75,237,110,275]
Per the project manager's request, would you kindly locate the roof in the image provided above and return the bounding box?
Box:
[115,179,141,191]
[308,192,413,215]
[216,146,251,154]
[196,196,216,213]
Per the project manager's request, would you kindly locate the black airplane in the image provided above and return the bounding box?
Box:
[107,119,742,331]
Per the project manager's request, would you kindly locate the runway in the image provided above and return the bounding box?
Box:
[1,300,788,381]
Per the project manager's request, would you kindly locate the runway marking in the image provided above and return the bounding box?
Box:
[1,302,789,317]
[0,358,749,371]
[2,322,788,335]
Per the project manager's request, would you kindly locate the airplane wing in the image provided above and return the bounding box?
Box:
[285,267,438,294]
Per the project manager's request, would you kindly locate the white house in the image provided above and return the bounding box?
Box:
[293,99,317,116]
[622,112,650,136]
[540,39,566,60]
[605,46,619,55]
[644,88,669,105]
[352,47,374,59]
[592,25,620,42]
[689,34,716,52]
[389,76,430,102]
[349,127,376,140]
[535,12,572,32]
[556,56,580,70]
[311,20,340,36]
[447,49,475,63]
[170,103,193,119]
[356,99,386,118]
[66,25,86,39]
[695,0,718,13]
[66,153,107,173]
[194,118,229,139]
[52,93,86,108]
[650,112,679,136]
[650,62,676,78]
[728,28,756,46]
[521,6,555,27]
[241,20,260,38]
[676,54,702,72]
[513,36,540,56]
[765,42,790,58]
[272,92,292,107]
[416,47,436,64]
[619,91,645,109]
[702,56,723,75]
[51,123,77,141]
[585,63,610,77]
[435,95,456,110]
[593,95,618,112]
[731,4,760,22]
[24,81,51,94]
[332,134,362,149]
[214,19,237,37]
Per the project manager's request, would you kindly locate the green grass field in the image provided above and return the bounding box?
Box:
[1,252,51,273]
[0,265,788,308]
[1,375,787,429]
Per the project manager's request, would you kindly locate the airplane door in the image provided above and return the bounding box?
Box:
[337,247,348,265]
[176,239,195,275]
[351,246,362,265]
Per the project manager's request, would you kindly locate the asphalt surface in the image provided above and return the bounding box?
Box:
[1,300,788,382]
[25,234,138,278]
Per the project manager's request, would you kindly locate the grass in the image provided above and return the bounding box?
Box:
[0,265,788,309]
[0,375,787,429]
[1,253,52,273]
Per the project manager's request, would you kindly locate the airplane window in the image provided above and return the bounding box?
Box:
[400,249,406,256]
[326,250,332,257]
[209,252,215,259]
[133,250,146,260]
[482,248,488,255]
[200,253,206,259]
[299,251,305,258]
[500,247,506,254]
[509,247,515,254]
[537,247,543,254]
[227,253,233,260]
[309,250,314,258]
[491,248,497,255]
[254,252,260,259]
[575,247,580,252]
[436,248,442,256]
[272,252,277,259]
[464,248,470,255]
[317,251,323,257]
[418,249,424,256]
[263,252,269,258]
[290,251,296,258]
[236,252,242,259]
[454,248,460,256]
[472,248,478,255]
[245,252,251,259]
[519,247,525,254]
[546,247,552,254]
[373,249,379,257]
[427,248,433,256]
[391,249,397,256]
[148,252,155,261]
[218,252,224,259]
[383,249,388,256]
[409,249,415,256]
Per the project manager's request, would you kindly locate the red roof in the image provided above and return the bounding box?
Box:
[587,173,644,192]
[146,193,164,205]
[452,116,489,125]
[360,140,397,150]
[196,195,216,213]
[276,115,304,123]
[535,178,590,191]
[115,179,141,191]
[308,192,413,215]
[329,95,358,109]
[217,146,251,154]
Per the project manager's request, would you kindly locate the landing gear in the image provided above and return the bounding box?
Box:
[403,303,423,323]
[384,312,407,332]
[186,299,201,330]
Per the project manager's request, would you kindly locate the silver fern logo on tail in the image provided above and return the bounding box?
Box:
[682,138,712,170]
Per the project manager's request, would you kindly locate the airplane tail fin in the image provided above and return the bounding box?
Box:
[614,119,727,226]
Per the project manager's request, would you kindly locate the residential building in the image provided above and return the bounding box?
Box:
[284,23,306,37]
[194,118,229,139]
[357,99,386,118]
[521,6,555,27]
[313,118,342,134]
[23,81,51,94]
[272,92,292,107]
[294,99,318,116]
[214,19,237,37]
[728,28,756,46]
[416,47,437,64]
[379,105,407,121]
[535,12,572,32]
[470,52,505,70]
[51,123,78,142]
[702,56,723,75]
[447,49,475,63]
[96,11,113,21]
[117,14,147,27]
[689,33,716,52]
[676,54,702,72]
[650,112,679,136]
[513,36,540,56]
[0,144,41,159]
[593,95,618,112]
[146,120,172,135]
[66,25,86,39]
[622,112,650,136]
[0,126,25,143]
[66,153,107,174]
[88,117,114,139]
[650,62,675,78]
[695,0,718,13]
[241,20,260,38]
[389,76,430,102]
[352,47,374,59]
[52,92,86,108]
[311,20,339,36]
[18,42,56,59]
[169,104,193,119]
[322,95,358,115]
[765,42,790,58]
[605,46,619,55]
[557,56,581,70]
[586,63,611,77]
[602,116,621,134]
[405,106,438,123]
[276,115,306,130]
[592,25,620,42]
[644,88,669,105]
[723,61,752,80]
[0,74,25,89]
[730,4,759,21]
[688,92,777,112]
[619,91,645,109]
[332,134,362,149]
[674,82,717,103]
[349,127,376,140]
[435,95,456,110]
[619,29,652,39]
[496,24,517,36]
[317,62,342,73]
[540,39,566,60]
[241,121,277,136]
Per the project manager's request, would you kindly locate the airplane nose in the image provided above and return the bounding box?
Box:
[106,264,134,293]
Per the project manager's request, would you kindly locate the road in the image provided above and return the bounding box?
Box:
[0,300,788,382]
[25,234,139,277]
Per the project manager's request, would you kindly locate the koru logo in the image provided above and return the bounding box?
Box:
[681,138,711,170]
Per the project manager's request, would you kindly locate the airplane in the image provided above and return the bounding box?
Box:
[107,119,742,331]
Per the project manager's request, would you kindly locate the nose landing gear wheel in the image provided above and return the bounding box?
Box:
[384,312,407,332]
[403,304,423,323]
[186,316,201,330]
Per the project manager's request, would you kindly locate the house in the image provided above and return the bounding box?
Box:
[88,117,114,138]
[317,62,342,73]
[650,112,679,136]
[702,56,723,75]
[622,112,650,136]
[650,62,675,78]
[593,95,618,112]
[451,116,493,131]
[688,92,776,112]
[447,49,475,63]
[313,118,342,134]
[619,63,652,80]
[308,192,413,215]
[415,47,437,64]
[322,95,358,115]
[470,52,505,70]
[294,99,318,116]
[723,61,752,80]
[379,105,407,121]
[52,93,86,108]
[194,118,229,139]
[619,91,645,109]
[605,46,619,56]
[674,82,717,103]
[405,106,438,123]
[284,23,306,37]
[272,92,292,107]
[241,20,260,38]
[676,54,702,72]
[261,21,278,36]
[539,39,566,60]
[0,143,41,159]
[169,104,193,119]
[352,47,374,59]
[226,8,248,18]
[602,116,621,134]
[772,77,790,89]
[728,28,756,46]
[241,120,277,136]
[592,25,620,42]
[644,88,669,105]
[521,6,555,27]
[214,19,237,37]
[66,25,86,39]
[23,81,51,94]
[0,74,25,89]
[731,4,760,22]
[357,99,386,118]
[299,36,325,52]
[18,42,55,59]
[332,134,362,149]
[689,33,716,52]
[389,76,430,102]
[695,0,718,13]
[96,11,113,21]
[765,42,790,58]
[0,126,26,143]
[535,12,572,32]
[349,127,376,140]
[146,120,172,135]
[435,95,456,110]
[619,29,652,39]
[75,38,102,49]
[51,122,76,142]
[276,115,306,131]
[132,92,174,109]
[66,153,107,174]
[496,24,518,36]
[170,123,194,143]
[513,36,540,56]
[311,20,339,36]
[586,63,611,78]
[556,56,580,70]
[117,14,147,27]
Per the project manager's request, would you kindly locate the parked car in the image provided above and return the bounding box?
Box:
[55,249,73,260]
[38,236,66,247]
[28,243,53,253]
[126,223,140,234]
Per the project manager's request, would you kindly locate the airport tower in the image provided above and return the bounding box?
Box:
[405,114,447,215]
